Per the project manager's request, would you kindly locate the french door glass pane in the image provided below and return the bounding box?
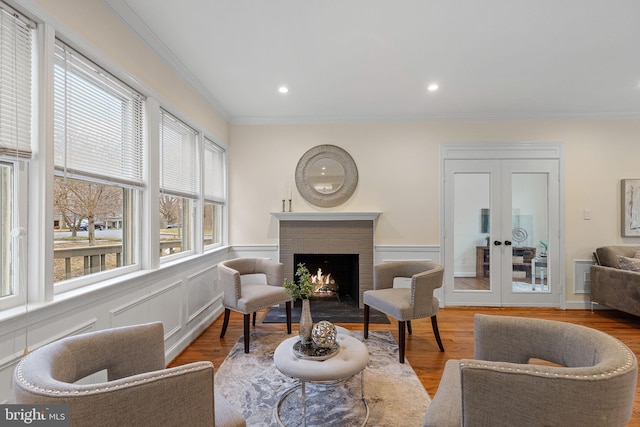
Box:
[453,172,491,291]
[511,173,549,292]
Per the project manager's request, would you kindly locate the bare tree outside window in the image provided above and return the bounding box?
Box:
[53,177,129,283]
[159,195,189,256]
[54,177,121,245]
[159,194,180,228]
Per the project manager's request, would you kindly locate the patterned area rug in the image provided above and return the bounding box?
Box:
[214,331,430,426]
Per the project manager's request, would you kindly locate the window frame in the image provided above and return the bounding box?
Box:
[158,108,199,262]
[0,2,34,310]
[52,177,141,293]
[202,137,226,251]
[0,159,27,311]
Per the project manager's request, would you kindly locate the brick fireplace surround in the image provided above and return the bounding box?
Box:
[273,212,381,308]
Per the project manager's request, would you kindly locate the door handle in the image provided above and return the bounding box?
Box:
[504,240,512,246]
[493,240,502,246]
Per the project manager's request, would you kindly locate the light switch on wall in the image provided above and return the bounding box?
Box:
[583,209,592,220]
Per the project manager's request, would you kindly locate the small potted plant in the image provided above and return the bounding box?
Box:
[284,263,314,301]
[539,241,548,257]
[284,263,314,344]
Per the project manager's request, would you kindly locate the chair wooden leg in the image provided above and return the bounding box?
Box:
[431,315,445,352]
[220,308,231,338]
[252,312,257,327]
[363,304,370,339]
[285,301,292,334]
[398,320,406,363]
[243,314,251,353]
[407,320,412,335]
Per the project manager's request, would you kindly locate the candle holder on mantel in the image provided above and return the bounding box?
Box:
[282,199,286,212]
[288,199,292,212]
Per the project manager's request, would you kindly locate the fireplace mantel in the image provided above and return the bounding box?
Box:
[271,212,381,221]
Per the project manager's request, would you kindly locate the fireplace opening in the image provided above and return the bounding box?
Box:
[293,254,359,306]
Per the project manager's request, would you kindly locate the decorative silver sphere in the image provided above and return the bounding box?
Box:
[312,320,337,348]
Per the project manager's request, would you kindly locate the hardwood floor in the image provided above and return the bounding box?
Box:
[170,307,640,425]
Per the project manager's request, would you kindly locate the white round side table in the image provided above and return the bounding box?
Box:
[273,333,369,426]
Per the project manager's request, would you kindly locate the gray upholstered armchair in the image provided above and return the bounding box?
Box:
[218,258,292,353]
[363,260,445,363]
[424,314,638,427]
[13,322,246,427]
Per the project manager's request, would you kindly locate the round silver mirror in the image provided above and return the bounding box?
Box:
[307,157,345,194]
[295,145,358,207]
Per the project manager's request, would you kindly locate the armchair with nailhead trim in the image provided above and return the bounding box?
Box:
[13,322,245,427]
[218,258,292,353]
[423,314,637,427]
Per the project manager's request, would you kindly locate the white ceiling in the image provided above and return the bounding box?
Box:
[104,0,640,124]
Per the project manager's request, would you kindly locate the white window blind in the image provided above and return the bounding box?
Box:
[160,109,198,198]
[53,41,144,187]
[0,5,33,159]
[203,138,225,203]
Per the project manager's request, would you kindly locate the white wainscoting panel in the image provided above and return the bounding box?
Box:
[186,264,218,324]
[110,280,182,338]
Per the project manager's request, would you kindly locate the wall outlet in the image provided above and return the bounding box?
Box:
[583,209,592,220]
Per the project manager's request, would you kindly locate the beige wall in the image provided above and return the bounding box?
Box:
[35,0,229,143]
[229,119,640,302]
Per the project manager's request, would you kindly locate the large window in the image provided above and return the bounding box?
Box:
[159,109,197,258]
[0,4,33,308]
[203,138,225,248]
[53,40,143,289]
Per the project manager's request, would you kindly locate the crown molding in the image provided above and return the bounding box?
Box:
[231,110,640,125]
[102,0,230,122]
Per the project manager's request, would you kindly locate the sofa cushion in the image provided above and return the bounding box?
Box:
[618,255,640,272]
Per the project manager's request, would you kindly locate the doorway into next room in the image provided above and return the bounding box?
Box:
[441,143,563,307]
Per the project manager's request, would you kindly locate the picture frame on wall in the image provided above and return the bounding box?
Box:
[621,179,640,236]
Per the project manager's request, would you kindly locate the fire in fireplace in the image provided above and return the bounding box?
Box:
[293,254,359,305]
[311,267,336,294]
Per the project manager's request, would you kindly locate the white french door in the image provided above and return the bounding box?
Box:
[442,156,561,307]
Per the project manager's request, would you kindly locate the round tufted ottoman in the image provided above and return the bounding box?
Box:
[273,333,369,426]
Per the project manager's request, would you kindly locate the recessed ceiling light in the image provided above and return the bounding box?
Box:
[278,86,289,94]
[427,83,439,92]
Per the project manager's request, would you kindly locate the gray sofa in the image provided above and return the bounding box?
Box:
[591,245,640,317]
